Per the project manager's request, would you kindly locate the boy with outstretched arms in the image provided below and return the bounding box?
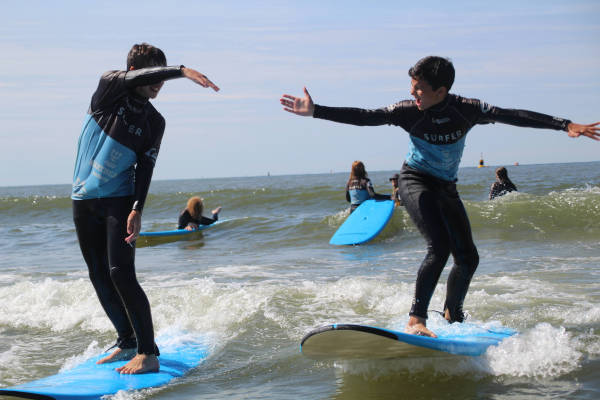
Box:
[72,43,219,374]
[280,56,599,337]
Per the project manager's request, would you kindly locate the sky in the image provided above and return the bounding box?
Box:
[1,0,599,187]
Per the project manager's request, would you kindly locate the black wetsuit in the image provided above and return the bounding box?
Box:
[489,181,517,200]
[72,65,184,355]
[177,209,218,229]
[314,94,570,322]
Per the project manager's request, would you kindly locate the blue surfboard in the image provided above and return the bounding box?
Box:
[330,199,394,245]
[140,219,228,238]
[0,336,210,400]
[301,323,516,359]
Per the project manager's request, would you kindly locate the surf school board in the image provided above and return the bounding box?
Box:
[329,199,394,245]
[301,323,516,359]
[0,339,209,400]
[140,219,227,238]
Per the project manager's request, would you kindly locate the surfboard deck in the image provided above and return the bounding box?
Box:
[139,219,228,238]
[301,323,516,359]
[0,337,209,400]
[330,199,394,245]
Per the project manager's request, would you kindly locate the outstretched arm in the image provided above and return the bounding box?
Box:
[280,87,315,116]
[182,67,220,92]
[566,122,600,140]
[125,66,219,91]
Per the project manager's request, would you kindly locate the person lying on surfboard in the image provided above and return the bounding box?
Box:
[178,196,222,230]
[346,160,391,213]
[72,43,219,374]
[280,55,599,338]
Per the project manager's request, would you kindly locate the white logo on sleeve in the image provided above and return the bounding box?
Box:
[480,102,492,113]
[145,148,159,164]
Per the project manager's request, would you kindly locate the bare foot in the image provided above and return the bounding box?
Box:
[405,315,437,338]
[96,347,137,364]
[115,354,159,374]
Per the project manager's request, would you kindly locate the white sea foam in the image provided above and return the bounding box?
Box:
[484,323,583,378]
[60,341,100,372]
[0,278,112,332]
[0,270,596,385]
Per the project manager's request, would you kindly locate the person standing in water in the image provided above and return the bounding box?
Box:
[280,55,599,337]
[345,160,391,212]
[489,167,517,200]
[72,43,219,374]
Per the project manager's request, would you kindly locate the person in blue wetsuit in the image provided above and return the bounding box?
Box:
[72,43,219,374]
[345,160,391,212]
[280,55,600,338]
[178,196,222,230]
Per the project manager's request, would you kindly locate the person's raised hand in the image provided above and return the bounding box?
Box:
[567,121,600,140]
[182,67,220,92]
[280,87,314,116]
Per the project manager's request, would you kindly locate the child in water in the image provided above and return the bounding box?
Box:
[345,161,391,212]
[489,166,517,200]
[178,196,222,230]
[389,173,403,207]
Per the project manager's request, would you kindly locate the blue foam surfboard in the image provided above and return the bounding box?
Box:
[301,323,516,359]
[330,199,394,245]
[0,336,210,400]
[140,219,228,237]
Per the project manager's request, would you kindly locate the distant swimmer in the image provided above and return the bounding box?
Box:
[345,161,391,213]
[72,43,219,374]
[389,173,403,207]
[178,196,222,230]
[489,167,517,200]
[280,55,600,338]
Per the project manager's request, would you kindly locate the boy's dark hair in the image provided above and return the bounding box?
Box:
[126,43,167,70]
[408,56,455,91]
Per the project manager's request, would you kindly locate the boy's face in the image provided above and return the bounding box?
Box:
[410,77,447,111]
[135,82,164,99]
[129,65,164,99]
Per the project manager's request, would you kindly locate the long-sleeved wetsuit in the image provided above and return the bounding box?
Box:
[489,181,517,200]
[72,65,184,355]
[314,94,570,321]
[177,209,219,229]
[345,178,391,212]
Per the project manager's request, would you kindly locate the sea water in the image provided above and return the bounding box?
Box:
[0,162,599,399]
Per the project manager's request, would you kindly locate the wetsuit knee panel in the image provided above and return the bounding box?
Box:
[108,264,137,288]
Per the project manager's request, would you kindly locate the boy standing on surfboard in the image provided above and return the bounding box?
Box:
[280,56,599,337]
[72,43,219,373]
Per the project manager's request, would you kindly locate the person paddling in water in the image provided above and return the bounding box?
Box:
[280,56,600,338]
[72,43,219,373]
[345,161,391,213]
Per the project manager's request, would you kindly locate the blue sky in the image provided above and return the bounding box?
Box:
[1,0,599,186]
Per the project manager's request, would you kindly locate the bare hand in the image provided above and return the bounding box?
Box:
[280,87,315,116]
[567,121,600,140]
[125,210,141,244]
[185,223,199,231]
[182,67,220,92]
